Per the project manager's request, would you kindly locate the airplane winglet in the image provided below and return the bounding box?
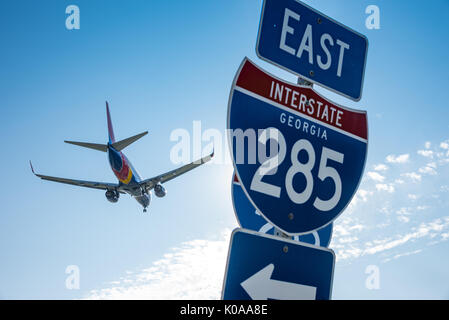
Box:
[202,147,214,164]
[29,160,36,175]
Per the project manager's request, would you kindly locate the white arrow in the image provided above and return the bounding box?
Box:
[240,264,317,300]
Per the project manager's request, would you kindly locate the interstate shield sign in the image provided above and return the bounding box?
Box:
[227,58,368,235]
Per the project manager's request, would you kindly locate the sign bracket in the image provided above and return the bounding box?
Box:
[298,77,313,87]
[274,227,290,239]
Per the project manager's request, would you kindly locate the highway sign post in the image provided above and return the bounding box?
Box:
[256,0,368,101]
[222,228,335,300]
[232,173,333,247]
[227,58,368,235]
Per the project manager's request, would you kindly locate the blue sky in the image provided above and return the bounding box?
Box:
[0,0,448,299]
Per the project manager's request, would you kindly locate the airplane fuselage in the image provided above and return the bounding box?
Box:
[107,144,150,209]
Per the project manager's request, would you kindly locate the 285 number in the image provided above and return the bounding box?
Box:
[250,128,344,212]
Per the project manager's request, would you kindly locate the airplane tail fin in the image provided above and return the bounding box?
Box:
[63,101,147,152]
[105,101,148,151]
[106,101,116,144]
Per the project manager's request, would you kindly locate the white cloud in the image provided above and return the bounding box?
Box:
[396,207,411,216]
[401,172,422,182]
[439,141,449,158]
[427,162,437,168]
[440,141,449,150]
[348,189,373,211]
[397,216,410,223]
[395,208,411,223]
[357,189,372,202]
[362,217,449,256]
[337,236,359,244]
[424,142,431,149]
[418,165,437,176]
[349,224,365,232]
[373,164,388,171]
[375,184,395,193]
[333,137,449,264]
[333,224,351,237]
[366,171,385,182]
[383,249,422,263]
[439,156,449,164]
[84,230,232,300]
[408,194,419,200]
[417,150,434,158]
[386,154,410,164]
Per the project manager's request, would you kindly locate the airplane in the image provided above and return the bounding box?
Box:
[30,102,214,213]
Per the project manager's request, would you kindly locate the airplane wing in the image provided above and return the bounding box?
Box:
[30,161,124,193]
[139,149,214,191]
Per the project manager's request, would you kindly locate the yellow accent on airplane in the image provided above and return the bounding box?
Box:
[120,168,133,184]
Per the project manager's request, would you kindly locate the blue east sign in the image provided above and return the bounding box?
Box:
[256,0,368,101]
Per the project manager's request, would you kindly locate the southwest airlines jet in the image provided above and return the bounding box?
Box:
[30,102,213,212]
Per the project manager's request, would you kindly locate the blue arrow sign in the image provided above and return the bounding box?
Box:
[227,58,368,235]
[222,228,335,300]
[256,0,368,101]
[231,173,333,247]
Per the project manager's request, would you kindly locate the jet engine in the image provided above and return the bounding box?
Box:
[154,183,166,198]
[105,189,120,203]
